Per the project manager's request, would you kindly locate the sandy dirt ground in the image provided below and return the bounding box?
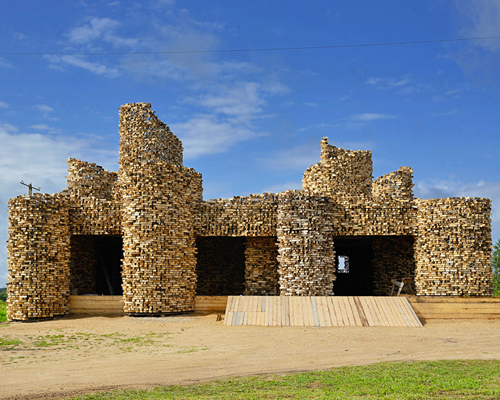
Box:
[2,313,500,400]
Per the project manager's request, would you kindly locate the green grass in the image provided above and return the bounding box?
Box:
[0,337,21,349]
[1,331,177,362]
[67,360,500,400]
[0,300,6,322]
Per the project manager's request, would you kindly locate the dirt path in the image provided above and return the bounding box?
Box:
[2,314,500,400]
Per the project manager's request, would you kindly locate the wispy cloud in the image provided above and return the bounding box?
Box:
[0,101,8,109]
[45,55,121,78]
[351,113,395,121]
[172,114,264,158]
[68,17,139,49]
[258,142,321,172]
[298,123,341,132]
[30,124,63,134]
[0,57,12,68]
[430,109,458,117]
[175,79,288,157]
[33,104,59,120]
[38,6,289,161]
[365,76,410,87]
[365,76,432,96]
[456,0,500,52]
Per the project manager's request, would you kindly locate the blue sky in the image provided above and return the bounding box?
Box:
[1,0,499,287]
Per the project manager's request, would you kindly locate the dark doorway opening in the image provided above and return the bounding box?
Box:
[332,235,416,296]
[333,237,374,296]
[70,235,124,295]
[195,236,246,295]
[94,236,123,295]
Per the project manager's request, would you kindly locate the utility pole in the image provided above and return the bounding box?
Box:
[20,180,40,196]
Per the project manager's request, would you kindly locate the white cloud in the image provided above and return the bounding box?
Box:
[365,77,383,85]
[365,76,410,87]
[298,123,341,132]
[0,122,18,133]
[34,104,53,113]
[45,55,121,78]
[259,142,322,172]
[0,101,8,108]
[351,113,395,121]
[30,124,63,134]
[196,82,265,119]
[172,114,264,158]
[430,109,458,116]
[68,17,124,47]
[457,0,500,52]
[33,104,58,120]
[0,57,12,68]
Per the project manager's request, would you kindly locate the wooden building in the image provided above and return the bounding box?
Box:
[6,103,493,321]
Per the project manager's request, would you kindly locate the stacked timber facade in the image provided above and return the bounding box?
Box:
[6,103,493,321]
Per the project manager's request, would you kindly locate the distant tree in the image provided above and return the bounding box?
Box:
[0,290,6,302]
[493,239,500,297]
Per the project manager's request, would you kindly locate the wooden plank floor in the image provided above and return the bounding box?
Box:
[225,296,422,327]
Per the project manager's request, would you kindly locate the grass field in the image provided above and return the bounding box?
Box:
[68,360,500,400]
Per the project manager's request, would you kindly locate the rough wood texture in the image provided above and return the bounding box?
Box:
[118,103,202,315]
[65,159,121,236]
[414,198,492,296]
[195,237,246,296]
[303,138,416,237]
[7,107,493,321]
[69,235,96,295]
[7,194,71,321]
[225,296,422,327]
[277,191,336,296]
[372,236,416,296]
[405,295,500,320]
[244,237,279,295]
[198,194,277,237]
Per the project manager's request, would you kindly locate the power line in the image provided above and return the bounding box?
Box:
[1,35,500,56]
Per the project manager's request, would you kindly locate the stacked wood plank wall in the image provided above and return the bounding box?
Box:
[118,102,202,314]
[244,237,279,295]
[302,139,416,237]
[69,235,96,295]
[198,194,277,237]
[65,159,121,236]
[195,237,246,295]
[276,191,336,296]
[372,236,415,295]
[414,198,492,296]
[7,194,71,321]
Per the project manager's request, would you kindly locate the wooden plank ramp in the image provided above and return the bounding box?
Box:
[225,296,422,327]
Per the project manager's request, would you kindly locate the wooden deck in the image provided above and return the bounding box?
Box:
[224,296,422,327]
[405,295,500,320]
[69,295,228,315]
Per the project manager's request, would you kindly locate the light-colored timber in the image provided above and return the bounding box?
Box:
[225,296,422,327]
[405,295,500,320]
[70,295,228,315]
